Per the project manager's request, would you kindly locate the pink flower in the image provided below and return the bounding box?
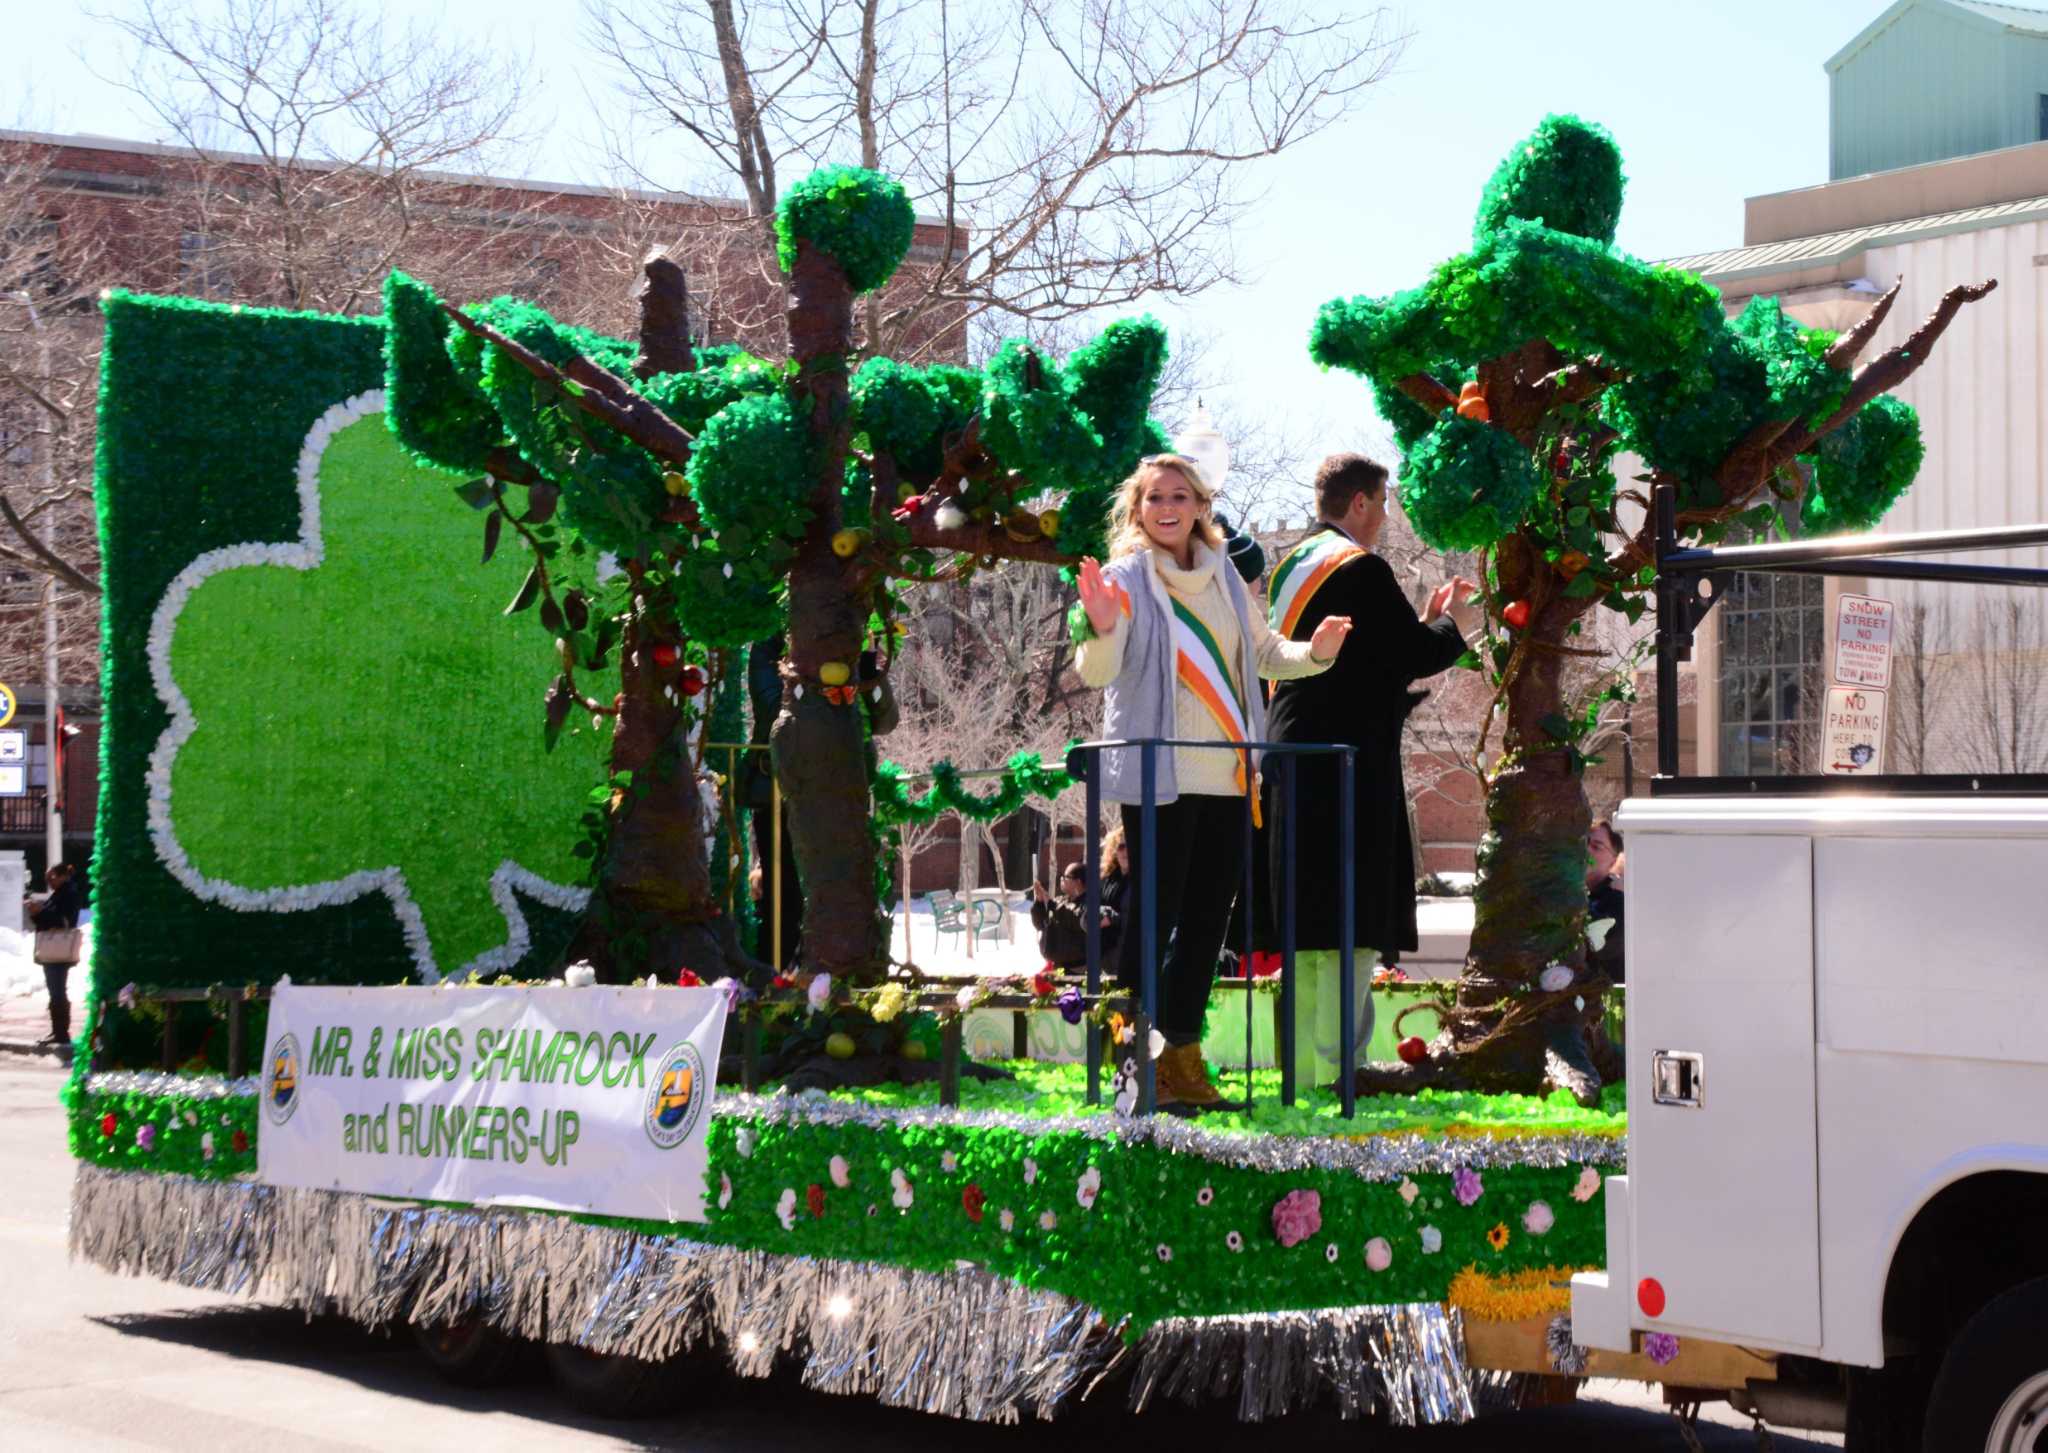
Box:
[1523,1200,1555,1236]
[1271,1189,1322,1248]
[1571,1167,1602,1203]
[1452,1167,1484,1207]
[1364,1236,1393,1272]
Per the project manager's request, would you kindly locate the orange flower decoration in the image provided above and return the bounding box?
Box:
[1487,1222,1510,1251]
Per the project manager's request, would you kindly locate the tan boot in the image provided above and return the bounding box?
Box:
[1160,1042,1223,1108]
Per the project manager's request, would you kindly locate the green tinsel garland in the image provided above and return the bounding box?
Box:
[872,749,1075,827]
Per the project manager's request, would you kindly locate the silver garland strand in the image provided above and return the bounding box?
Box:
[71,1163,1479,1425]
[85,1072,1624,1180]
[1546,1311,1590,1376]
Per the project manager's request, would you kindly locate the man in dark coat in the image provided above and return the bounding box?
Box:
[1263,454,1477,1078]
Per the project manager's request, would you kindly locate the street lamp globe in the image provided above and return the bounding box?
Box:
[1174,402,1230,496]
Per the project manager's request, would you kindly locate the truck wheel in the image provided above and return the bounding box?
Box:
[1922,1274,2048,1451]
[1846,1359,1928,1452]
[410,1317,522,1387]
[544,1341,688,1418]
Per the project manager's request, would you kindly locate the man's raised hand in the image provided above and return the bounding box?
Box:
[1309,613,1354,662]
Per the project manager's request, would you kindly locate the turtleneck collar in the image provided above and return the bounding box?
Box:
[1150,540,1219,595]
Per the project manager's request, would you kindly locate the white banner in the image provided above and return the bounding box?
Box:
[257,984,728,1222]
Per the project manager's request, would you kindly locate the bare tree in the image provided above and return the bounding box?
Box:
[584,0,1405,360]
[1958,592,2048,774]
[1891,595,1952,773]
[91,0,537,314]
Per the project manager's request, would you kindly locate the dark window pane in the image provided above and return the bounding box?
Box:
[1777,667,1804,721]
[1721,725,1747,776]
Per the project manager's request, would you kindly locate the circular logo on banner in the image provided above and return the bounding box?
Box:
[644,1042,707,1150]
[0,683,17,729]
[264,1033,302,1126]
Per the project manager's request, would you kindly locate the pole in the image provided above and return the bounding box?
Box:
[43,577,59,870]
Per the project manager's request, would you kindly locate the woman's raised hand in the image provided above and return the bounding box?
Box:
[1077,557,1121,634]
[1309,613,1353,662]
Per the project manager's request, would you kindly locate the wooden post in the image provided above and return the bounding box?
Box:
[940,1014,963,1106]
[227,998,245,1080]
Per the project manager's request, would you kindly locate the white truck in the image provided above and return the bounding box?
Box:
[1570,508,2048,1452]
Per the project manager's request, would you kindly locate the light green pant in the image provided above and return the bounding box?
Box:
[1285,949,1376,1089]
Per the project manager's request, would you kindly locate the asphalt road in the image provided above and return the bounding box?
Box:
[0,1058,1841,1451]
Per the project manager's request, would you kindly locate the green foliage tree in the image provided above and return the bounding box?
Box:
[1313,115,1992,1102]
[381,165,1166,986]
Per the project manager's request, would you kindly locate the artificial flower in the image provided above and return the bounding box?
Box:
[1523,1200,1555,1236]
[1365,1237,1393,1272]
[806,1183,826,1218]
[1196,1186,1214,1207]
[962,1184,986,1222]
[1325,1243,1340,1263]
[117,983,139,1011]
[99,1113,117,1138]
[1272,1189,1322,1248]
[1156,1244,1174,1263]
[736,1128,756,1158]
[1022,1158,1038,1186]
[1398,1178,1419,1206]
[1032,970,1056,998]
[808,972,834,1012]
[1039,1210,1058,1231]
[829,1155,851,1188]
[891,1167,914,1209]
[1419,1225,1443,1254]
[776,1189,798,1230]
[1226,1231,1244,1252]
[1537,964,1575,993]
[1453,1167,1484,1206]
[200,1131,216,1162]
[230,1129,249,1153]
[1644,1332,1681,1367]
[1487,1222,1510,1251]
[1571,1167,1602,1203]
[1077,1166,1101,1209]
[718,1173,732,1209]
[998,1208,1015,1233]
[1057,988,1084,1025]
[955,985,977,1014]
[870,983,907,1023]
[941,1150,958,1172]
[563,962,597,988]
[676,968,702,987]
[136,1125,156,1151]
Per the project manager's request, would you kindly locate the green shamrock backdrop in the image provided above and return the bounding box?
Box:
[94,292,609,1000]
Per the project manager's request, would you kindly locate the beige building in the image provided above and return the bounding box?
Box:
[1663,3,2048,778]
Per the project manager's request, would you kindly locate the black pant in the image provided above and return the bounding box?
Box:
[1117,795,1246,1043]
[43,963,68,1041]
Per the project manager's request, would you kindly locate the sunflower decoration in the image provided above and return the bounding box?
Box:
[1487,1222,1511,1252]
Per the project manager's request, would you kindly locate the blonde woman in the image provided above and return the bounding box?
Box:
[1073,456,1351,1108]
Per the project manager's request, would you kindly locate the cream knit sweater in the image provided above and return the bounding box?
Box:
[1077,545,1328,797]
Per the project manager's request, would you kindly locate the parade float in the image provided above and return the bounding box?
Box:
[64,117,1976,1426]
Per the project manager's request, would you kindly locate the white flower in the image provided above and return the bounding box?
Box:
[955,985,977,1014]
[184,1111,197,1127]
[1538,964,1576,993]
[1039,1210,1058,1231]
[1226,1231,1244,1252]
[1077,1166,1101,1209]
[200,1131,215,1161]
[1196,1186,1214,1207]
[1156,1244,1173,1263]
[1571,1167,1603,1203]
[736,1128,756,1159]
[807,972,834,1012]
[1398,1178,1419,1206]
[999,1208,1015,1233]
[934,501,970,532]
[776,1189,798,1230]
[563,962,597,988]
[1325,1243,1340,1263]
[941,1150,958,1173]
[829,1155,851,1188]
[1523,1200,1556,1236]
[1022,1158,1038,1186]
[718,1174,733,1209]
[1419,1225,1443,1254]
[1365,1237,1394,1272]
[891,1167,914,1210]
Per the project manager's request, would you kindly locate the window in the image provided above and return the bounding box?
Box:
[1717,567,1825,776]
[2038,93,2048,141]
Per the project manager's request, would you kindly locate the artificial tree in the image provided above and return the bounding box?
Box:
[380,166,1166,987]
[1313,115,1992,1102]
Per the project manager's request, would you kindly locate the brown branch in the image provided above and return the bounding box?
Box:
[1783,278,1997,455]
[0,495,100,596]
[1825,276,1901,369]
[1535,356,1621,409]
[1397,373,1456,415]
[438,301,699,470]
[903,514,1071,567]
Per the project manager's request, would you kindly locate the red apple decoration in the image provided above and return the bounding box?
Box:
[650,642,681,670]
[1501,600,1531,631]
[1397,1036,1429,1065]
[678,665,707,696]
[1032,971,1056,998]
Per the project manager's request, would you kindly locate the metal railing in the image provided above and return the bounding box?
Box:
[1651,480,2048,793]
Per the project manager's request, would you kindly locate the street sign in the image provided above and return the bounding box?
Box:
[0,729,24,763]
[1822,685,1888,775]
[0,682,17,729]
[1833,593,1894,689]
[0,765,25,798]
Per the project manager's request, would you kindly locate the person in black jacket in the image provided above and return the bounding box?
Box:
[30,862,82,1051]
[1586,818,1626,984]
[1032,853,1125,971]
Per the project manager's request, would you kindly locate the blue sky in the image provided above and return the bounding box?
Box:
[11,0,1900,515]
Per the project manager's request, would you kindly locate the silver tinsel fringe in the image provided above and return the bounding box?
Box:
[70,1162,1481,1425]
[87,1072,1623,1180]
[1545,1311,1590,1376]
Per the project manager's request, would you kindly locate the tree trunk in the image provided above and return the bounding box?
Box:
[1359,580,1609,1105]
[574,611,755,983]
[773,239,884,983]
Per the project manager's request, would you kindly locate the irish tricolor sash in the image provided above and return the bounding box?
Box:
[1170,597,1260,821]
[1267,528,1365,638]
